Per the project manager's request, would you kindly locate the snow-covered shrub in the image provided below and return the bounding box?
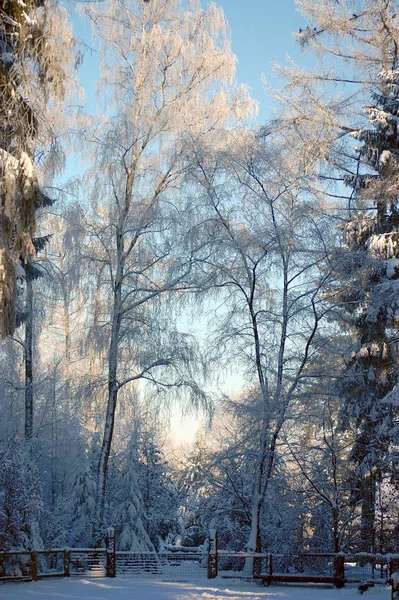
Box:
[0,447,43,550]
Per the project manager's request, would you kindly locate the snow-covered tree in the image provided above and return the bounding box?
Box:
[134,433,179,549]
[285,397,359,553]
[80,0,255,532]
[287,0,399,553]
[68,460,97,547]
[176,437,212,548]
[0,447,43,551]
[177,401,310,554]
[334,70,399,552]
[188,127,332,552]
[21,230,54,442]
[0,0,77,336]
[178,407,258,552]
[113,444,156,552]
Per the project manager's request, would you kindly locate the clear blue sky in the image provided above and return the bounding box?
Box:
[70,0,308,123]
[215,0,307,119]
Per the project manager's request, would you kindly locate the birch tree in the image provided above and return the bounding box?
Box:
[81,0,255,532]
[189,128,333,553]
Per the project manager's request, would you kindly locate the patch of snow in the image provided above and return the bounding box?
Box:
[0,578,391,600]
[367,233,399,259]
[379,150,392,166]
[385,258,399,278]
[365,106,389,125]
[358,346,369,359]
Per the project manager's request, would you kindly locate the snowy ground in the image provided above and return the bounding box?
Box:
[0,578,391,599]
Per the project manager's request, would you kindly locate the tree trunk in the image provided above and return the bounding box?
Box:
[245,496,263,576]
[360,473,376,553]
[245,275,270,554]
[96,313,121,530]
[60,264,71,400]
[24,269,33,441]
[247,496,262,553]
[332,507,340,554]
[89,265,104,388]
[51,368,57,507]
[96,379,118,529]
[95,233,124,534]
[246,258,290,554]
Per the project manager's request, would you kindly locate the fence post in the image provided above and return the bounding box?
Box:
[207,529,218,579]
[253,552,262,577]
[64,549,70,577]
[333,554,345,588]
[30,552,38,581]
[106,527,116,578]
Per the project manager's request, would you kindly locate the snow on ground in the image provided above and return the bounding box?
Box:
[0,578,391,600]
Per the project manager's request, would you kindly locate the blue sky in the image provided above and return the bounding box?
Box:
[70,0,308,123]
[215,0,307,119]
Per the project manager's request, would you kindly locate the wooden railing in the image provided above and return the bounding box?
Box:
[0,548,107,582]
[0,548,397,586]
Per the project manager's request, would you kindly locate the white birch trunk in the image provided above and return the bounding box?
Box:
[95,228,124,531]
[59,257,72,399]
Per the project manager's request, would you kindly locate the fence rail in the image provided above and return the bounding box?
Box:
[0,548,398,586]
[70,549,107,577]
[0,549,67,582]
[343,554,389,584]
[116,551,208,580]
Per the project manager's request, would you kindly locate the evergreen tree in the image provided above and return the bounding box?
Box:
[277,0,399,555]
[114,447,155,552]
[69,463,97,548]
[0,448,43,551]
[334,59,399,551]
[135,435,179,550]
[0,0,77,336]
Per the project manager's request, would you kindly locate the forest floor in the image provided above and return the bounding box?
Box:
[0,578,391,599]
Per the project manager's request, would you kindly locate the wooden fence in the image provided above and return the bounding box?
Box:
[1,547,398,587]
[0,548,107,581]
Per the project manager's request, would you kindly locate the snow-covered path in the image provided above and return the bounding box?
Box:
[0,578,391,599]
